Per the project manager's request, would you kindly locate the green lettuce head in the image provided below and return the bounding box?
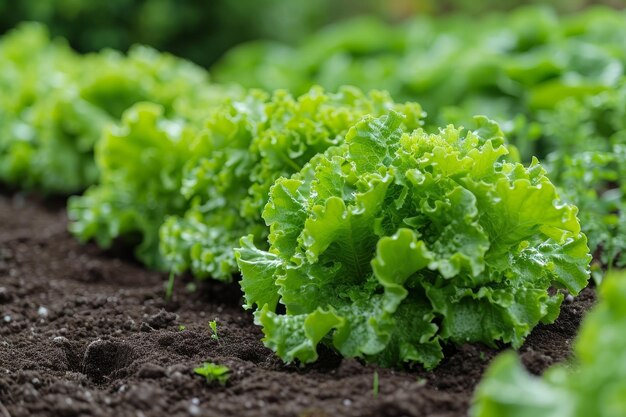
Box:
[236,112,591,369]
[160,86,424,281]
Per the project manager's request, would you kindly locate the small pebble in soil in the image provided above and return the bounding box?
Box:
[565,294,575,303]
[37,306,48,317]
[343,399,352,407]
[189,398,201,416]
[189,404,201,416]
[3,315,11,323]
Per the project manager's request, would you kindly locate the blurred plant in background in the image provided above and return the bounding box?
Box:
[0,0,340,67]
[1,0,623,68]
[0,23,224,194]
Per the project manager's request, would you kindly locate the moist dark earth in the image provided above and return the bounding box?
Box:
[0,191,596,417]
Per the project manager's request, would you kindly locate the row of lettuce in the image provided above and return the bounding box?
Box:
[0,23,237,193]
[215,6,626,274]
[0,0,604,68]
[0,9,624,416]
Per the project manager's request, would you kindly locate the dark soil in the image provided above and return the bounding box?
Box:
[0,191,596,417]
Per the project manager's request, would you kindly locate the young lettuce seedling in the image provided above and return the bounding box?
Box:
[209,320,219,341]
[194,362,230,386]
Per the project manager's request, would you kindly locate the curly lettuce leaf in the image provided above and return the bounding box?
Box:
[214,8,626,270]
[68,103,199,269]
[236,112,590,368]
[160,86,424,281]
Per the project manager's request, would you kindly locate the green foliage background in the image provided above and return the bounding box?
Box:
[1,0,623,67]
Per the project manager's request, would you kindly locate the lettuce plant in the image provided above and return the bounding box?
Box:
[472,271,626,417]
[236,112,590,368]
[0,23,82,191]
[540,87,626,275]
[71,86,419,273]
[160,86,424,280]
[68,103,201,269]
[0,23,212,193]
[66,76,246,268]
[213,7,626,268]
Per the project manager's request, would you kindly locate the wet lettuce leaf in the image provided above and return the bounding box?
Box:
[160,86,424,280]
[215,6,626,282]
[236,112,591,368]
[70,87,422,274]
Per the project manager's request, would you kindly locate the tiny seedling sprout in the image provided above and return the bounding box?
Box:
[373,371,379,397]
[194,362,230,386]
[209,319,219,341]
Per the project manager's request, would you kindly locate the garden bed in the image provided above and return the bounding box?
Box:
[0,191,595,417]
